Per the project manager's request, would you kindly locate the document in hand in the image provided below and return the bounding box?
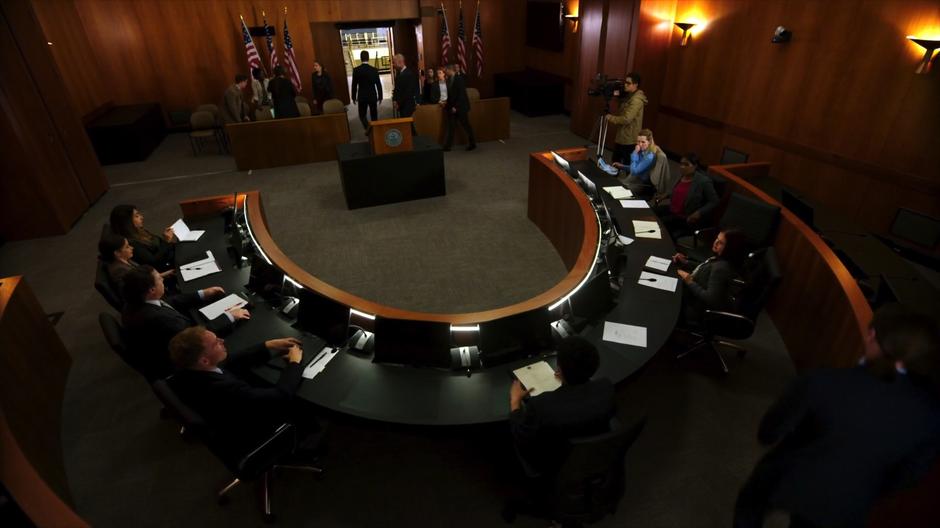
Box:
[644,256,672,272]
[171,218,205,242]
[638,271,679,292]
[602,321,647,347]
[632,220,662,239]
[513,361,561,397]
[198,293,247,321]
[603,186,633,199]
[619,199,649,209]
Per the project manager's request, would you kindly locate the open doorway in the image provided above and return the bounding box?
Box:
[340,28,394,106]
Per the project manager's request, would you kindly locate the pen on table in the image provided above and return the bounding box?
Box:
[640,277,658,282]
[306,348,331,369]
[635,229,659,234]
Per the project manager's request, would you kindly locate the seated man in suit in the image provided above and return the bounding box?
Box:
[509,336,616,478]
[121,265,249,380]
[168,326,321,460]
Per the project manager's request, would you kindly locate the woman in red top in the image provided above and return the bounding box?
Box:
[653,153,720,238]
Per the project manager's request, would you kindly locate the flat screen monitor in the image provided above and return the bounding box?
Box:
[577,170,599,203]
[719,147,749,165]
[296,288,350,346]
[479,308,553,367]
[372,317,452,368]
[569,267,614,321]
[890,208,940,249]
[780,189,815,231]
[550,151,570,172]
[246,255,285,301]
[605,240,626,278]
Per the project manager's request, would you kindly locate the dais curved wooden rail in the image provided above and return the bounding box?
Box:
[710,163,873,370]
[237,150,599,325]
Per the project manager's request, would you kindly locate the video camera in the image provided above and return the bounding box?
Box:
[587,73,625,100]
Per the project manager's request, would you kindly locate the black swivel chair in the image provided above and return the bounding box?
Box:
[677,248,782,374]
[95,259,124,311]
[678,192,781,262]
[151,378,322,523]
[551,416,647,527]
[99,312,149,379]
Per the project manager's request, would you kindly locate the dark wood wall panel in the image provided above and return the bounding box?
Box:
[570,0,608,137]
[522,1,580,112]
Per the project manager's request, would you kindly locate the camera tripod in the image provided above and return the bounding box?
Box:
[587,96,616,163]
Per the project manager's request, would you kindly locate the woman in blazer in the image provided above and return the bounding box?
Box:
[311,61,333,114]
[109,204,176,272]
[99,231,175,293]
[672,228,748,324]
[654,153,720,237]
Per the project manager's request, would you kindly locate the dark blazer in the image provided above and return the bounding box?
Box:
[683,256,735,312]
[423,81,440,104]
[106,259,138,293]
[445,73,471,114]
[122,292,233,380]
[740,367,940,527]
[311,71,333,104]
[510,378,616,475]
[127,234,174,272]
[672,172,719,219]
[169,343,304,458]
[393,67,418,115]
[351,63,382,103]
[267,77,299,119]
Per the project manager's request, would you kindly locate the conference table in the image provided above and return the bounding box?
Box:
[174,148,682,425]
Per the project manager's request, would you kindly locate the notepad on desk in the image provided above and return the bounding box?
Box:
[603,186,633,199]
[513,361,561,397]
[638,271,679,292]
[198,293,247,321]
[644,256,672,272]
[602,321,647,347]
[171,218,205,242]
[619,199,649,209]
[632,220,662,239]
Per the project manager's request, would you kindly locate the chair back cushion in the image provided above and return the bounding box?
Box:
[94,259,123,311]
[297,102,311,116]
[720,193,781,249]
[190,110,216,130]
[295,95,309,105]
[322,98,345,114]
[466,87,481,102]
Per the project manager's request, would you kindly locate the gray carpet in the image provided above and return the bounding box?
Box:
[0,110,794,527]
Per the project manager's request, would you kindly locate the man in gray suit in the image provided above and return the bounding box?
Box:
[221,74,249,123]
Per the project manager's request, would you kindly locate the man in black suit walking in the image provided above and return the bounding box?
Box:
[734,305,940,528]
[168,326,321,459]
[392,54,418,118]
[121,265,249,380]
[351,50,382,131]
[441,64,477,151]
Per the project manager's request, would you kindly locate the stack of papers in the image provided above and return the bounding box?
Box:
[179,250,221,281]
[171,219,205,242]
[603,186,633,199]
[513,361,561,396]
[619,199,649,209]
[632,220,662,239]
[638,271,679,292]
[644,256,672,272]
[198,293,247,320]
[602,322,647,347]
[302,347,340,380]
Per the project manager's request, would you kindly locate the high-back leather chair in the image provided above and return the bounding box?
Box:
[679,192,781,261]
[94,260,123,311]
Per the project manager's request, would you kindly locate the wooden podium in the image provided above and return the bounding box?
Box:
[368,118,414,155]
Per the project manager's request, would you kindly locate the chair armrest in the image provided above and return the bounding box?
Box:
[237,423,295,477]
[703,310,755,340]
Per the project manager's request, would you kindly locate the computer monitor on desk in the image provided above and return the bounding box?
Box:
[372,317,452,368]
[550,151,570,173]
[296,289,350,346]
[479,308,553,367]
[577,170,599,203]
[246,255,285,301]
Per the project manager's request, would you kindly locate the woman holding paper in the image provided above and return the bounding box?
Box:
[98,232,175,293]
[672,228,748,324]
[110,205,176,272]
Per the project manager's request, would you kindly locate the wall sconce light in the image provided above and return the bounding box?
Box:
[772,26,792,43]
[907,36,940,74]
[674,22,696,46]
[564,14,579,21]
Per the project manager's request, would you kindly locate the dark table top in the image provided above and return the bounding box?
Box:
[86,103,160,128]
[175,162,682,425]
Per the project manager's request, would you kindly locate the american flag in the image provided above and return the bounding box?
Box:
[282,15,302,92]
[472,1,484,76]
[263,12,277,71]
[456,2,467,74]
[240,17,262,73]
[439,4,451,65]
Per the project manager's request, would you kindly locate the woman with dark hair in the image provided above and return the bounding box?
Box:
[672,228,748,324]
[422,67,438,104]
[98,231,174,292]
[109,205,176,272]
[267,65,300,119]
[311,61,333,114]
[654,153,720,238]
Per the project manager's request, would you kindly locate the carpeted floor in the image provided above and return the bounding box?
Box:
[0,109,794,527]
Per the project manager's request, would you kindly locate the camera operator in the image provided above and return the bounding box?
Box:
[604,72,648,166]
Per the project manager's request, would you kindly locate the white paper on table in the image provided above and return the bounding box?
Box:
[513,361,561,397]
[179,259,221,282]
[170,219,205,242]
[302,347,340,380]
[603,186,633,199]
[617,235,635,246]
[619,199,649,209]
[181,250,214,269]
[645,256,672,272]
[602,321,647,347]
[198,293,247,321]
[632,220,662,239]
[638,271,679,292]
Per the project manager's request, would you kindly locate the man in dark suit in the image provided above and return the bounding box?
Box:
[220,74,249,124]
[121,265,249,380]
[267,65,300,119]
[168,326,316,459]
[392,54,418,119]
[441,64,477,151]
[734,305,940,528]
[351,50,382,131]
[509,336,616,478]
